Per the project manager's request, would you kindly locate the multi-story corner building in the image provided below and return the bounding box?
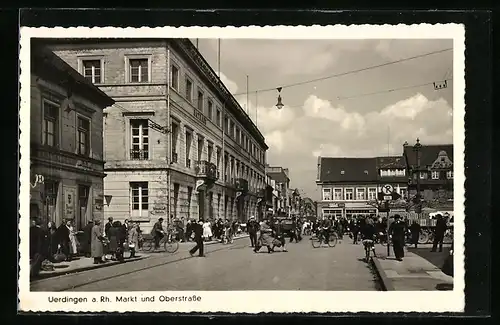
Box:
[403,143,453,211]
[49,38,268,231]
[266,165,291,214]
[316,157,379,220]
[376,156,408,200]
[30,43,115,229]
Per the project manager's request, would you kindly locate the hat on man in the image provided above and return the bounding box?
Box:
[158,218,164,222]
[394,214,401,220]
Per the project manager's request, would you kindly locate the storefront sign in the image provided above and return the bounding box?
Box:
[63,186,76,219]
[94,197,104,211]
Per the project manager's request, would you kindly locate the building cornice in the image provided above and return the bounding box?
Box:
[170,39,268,150]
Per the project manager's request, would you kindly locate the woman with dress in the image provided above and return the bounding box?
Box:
[254,219,274,254]
[128,222,139,258]
[203,220,213,241]
[67,220,79,261]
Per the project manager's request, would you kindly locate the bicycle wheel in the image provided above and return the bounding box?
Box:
[328,234,338,247]
[311,236,321,248]
[164,239,179,253]
[141,240,153,252]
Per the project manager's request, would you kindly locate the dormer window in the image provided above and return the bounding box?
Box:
[364,170,368,174]
[341,170,345,175]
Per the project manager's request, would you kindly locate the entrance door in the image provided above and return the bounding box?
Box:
[198,190,205,220]
[77,185,90,230]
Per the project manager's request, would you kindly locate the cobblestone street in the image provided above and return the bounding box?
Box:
[31,237,380,291]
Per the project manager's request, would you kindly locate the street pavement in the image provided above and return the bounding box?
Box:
[31,236,380,291]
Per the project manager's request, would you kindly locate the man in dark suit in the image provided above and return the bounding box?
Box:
[105,217,113,238]
[247,216,259,247]
[431,214,447,252]
[389,214,406,261]
[189,219,205,257]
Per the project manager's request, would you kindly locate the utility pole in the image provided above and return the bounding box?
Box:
[413,138,423,215]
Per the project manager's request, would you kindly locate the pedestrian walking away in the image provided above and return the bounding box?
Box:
[189,219,205,257]
[431,214,447,252]
[409,220,421,248]
[389,214,406,261]
[247,216,259,247]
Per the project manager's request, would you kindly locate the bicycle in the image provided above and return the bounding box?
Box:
[311,229,337,248]
[141,231,179,253]
[362,238,376,262]
[221,228,234,245]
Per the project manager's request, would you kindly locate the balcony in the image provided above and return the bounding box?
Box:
[235,178,249,193]
[130,149,149,160]
[195,160,218,180]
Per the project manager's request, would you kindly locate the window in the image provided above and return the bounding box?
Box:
[173,183,180,217]
[432,171,440,180]
[170,65,179,90]
[420,172,427,179]
[207,143,213,163]
[368,187,377,200]
[322,188,332,201]
[77,185,90,230]
[216,147,221,170]
[356,188,366,200]
[185,78,193,102]
[197,89,204,111]
[130,119,149,160]
[446,170,454,179]
[130,182,149,215]
[43,100,59,147]
[236,128,240,144]
[77,116,90,156]
[224,115,229,133]
[345,188,354,200]
[230,120,235,138]
[197,136,203,161]
[334,188,343,200]
[171,122,179,163]
[216,108,221,127]
[207,100,213,120]
[185,130,192,167]
[129,59,149,83]
[82,60,102,84]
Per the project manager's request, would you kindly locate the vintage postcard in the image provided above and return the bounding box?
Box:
[19,24,465,313]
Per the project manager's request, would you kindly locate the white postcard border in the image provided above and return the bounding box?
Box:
[19,24,465,313]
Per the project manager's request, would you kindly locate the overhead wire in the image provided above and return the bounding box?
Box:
[231,48,453,96]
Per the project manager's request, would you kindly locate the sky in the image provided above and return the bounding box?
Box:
[192,38,454,201]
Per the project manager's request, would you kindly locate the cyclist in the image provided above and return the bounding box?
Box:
[361,217,377,259]
[320,216,333,245]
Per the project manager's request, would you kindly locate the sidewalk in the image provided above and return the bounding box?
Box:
[32,234,249,281]
[33,251,149,281]
[371,244,453,291]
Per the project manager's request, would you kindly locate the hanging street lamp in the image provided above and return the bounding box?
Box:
[276,87,284,110]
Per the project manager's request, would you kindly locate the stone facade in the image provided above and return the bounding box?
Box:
[49,39,268,233]
[30,45,114,230]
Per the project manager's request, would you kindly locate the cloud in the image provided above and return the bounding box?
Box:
[216,71,239,94]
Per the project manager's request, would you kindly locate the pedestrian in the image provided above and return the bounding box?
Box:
[105,217,113,238]
[189,219,205,257]
[68,220,79,260]
[409,220,421,248]
[289,216,299,243]
[254,219,274,253]
[271,219,288,252]
[186,219,193,241]
[202,219,212,241]
[389,214,406,261]
[82,220,94,257]
[247,216,259,247]
[56,220,71,261]
[128,222,139,258]
[91,219,106,264]
[47,222,58,261]
[431,214,447,252]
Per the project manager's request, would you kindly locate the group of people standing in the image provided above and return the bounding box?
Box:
[170,217,241,244]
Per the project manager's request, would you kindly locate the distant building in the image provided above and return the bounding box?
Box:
[30,43,114,229]
[403,143,453,211]
[316,157,379,220]
[266,165,291,214]
[48,38,268,231]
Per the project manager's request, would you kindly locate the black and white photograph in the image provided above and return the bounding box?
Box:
[19,25,465,313]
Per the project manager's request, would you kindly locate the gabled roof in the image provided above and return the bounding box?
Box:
[376,156,406,169]
[318,157,378,183]
[403,144,453,168]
